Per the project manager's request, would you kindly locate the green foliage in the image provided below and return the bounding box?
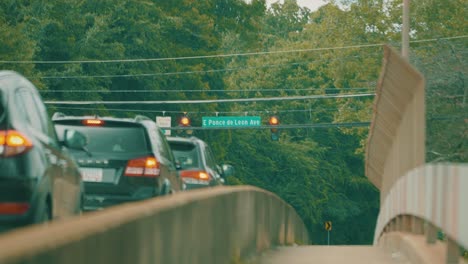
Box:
[1,0,464,246]
[0,9,36,83]
[407,1,467,162]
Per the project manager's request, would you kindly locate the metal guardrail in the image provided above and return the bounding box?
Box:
[0,186,309,264]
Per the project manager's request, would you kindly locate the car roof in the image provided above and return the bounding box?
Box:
[166,136,205,145]
[0,71,36,93]
[0,70,21,79]
[52,113,155,126]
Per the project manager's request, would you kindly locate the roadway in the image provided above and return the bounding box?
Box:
[254,246,409,264]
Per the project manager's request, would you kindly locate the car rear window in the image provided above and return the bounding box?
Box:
[55,124,148,154]
[169,142,200,169]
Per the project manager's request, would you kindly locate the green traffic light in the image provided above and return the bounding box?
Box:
[271,131,279,141]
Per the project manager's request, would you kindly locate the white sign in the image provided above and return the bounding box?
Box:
[156,116,172,136]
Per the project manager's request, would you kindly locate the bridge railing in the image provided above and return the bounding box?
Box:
[0,186,308,264]
[366,45,467,263]
[365,45,426,199]
[375,163,467,263]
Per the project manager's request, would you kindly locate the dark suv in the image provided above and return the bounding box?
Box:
[52,114,183,211]
[0,71,86,230]
[167,136,234,190]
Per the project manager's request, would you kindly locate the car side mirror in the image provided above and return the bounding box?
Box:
[63,129,88,149]
[221,164,234,177]
[175,160,182,170]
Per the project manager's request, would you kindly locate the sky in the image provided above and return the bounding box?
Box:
[266,0,327,11]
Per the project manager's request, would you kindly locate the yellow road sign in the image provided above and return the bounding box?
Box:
[325,221,332,231]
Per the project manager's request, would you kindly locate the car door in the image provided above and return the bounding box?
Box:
[35,91,82,216]
[202,144,223,186]
[12,87,56,218]
[154,128,182,192]
[19,88,80,218]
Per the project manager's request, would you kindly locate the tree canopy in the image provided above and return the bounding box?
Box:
[1,0,465,245]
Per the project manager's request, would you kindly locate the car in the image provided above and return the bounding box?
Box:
[0,71,86,231]
[52,114,183,211]
[167,136,234,190]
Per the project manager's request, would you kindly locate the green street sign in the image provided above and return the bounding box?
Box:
[202,116,261,128]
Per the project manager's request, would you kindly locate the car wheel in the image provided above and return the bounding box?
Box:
[161,179,171,195]
[35,200,51,224]
[76,195,85,215]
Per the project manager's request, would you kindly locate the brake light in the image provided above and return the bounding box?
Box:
[124,156,160,177]
[0,202,30,215]
[0,130,33,157]
[82,119,104,126]
[180,170,211,181]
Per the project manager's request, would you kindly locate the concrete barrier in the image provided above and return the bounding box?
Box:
[0,186,309,264]
[366,45,467,263]
[374,164,468,263]
[374,164,468,248]
[365,44,425,196]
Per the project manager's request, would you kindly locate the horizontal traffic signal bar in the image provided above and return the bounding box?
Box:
[163,122,370,130]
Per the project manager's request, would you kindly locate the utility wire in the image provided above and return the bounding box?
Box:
[44,93,375,105]
[28,42,462,80]
[41,87,375,93]
[1,45,382,64]
[409,35,468,44]
[2,35,465,65]
[32,53,382,79]
[52,105,371,115]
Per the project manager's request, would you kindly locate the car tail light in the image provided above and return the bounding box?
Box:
[0,202,30,215]
[124,156,160,177]
[0,130,33,157]
[82,119,104,126]
[180,170,211,181]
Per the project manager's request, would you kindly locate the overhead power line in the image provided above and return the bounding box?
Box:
[32,53,383,79]
[40,87,374,93]
[44,93,375,105]
[1,45,382,65]
[2,35,466,65]
[409,35,468,44]
[52,105,371,115]
[170,122,372,130]
[22,42,463,80]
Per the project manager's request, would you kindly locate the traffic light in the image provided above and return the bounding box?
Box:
[177,114,193,137]
[179,116,191,127]
[268,115,280,141]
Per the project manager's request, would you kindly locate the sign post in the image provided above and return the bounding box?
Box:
[325,221,332,245]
